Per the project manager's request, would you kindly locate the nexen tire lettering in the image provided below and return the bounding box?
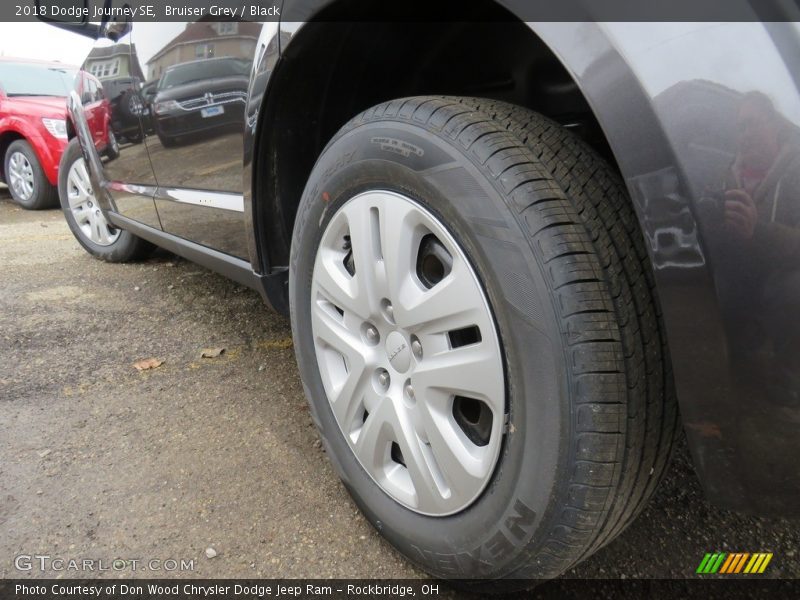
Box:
[410,499,537,576]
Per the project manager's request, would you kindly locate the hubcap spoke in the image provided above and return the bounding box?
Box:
[377,198,425,314]
[354,399,398,475]
[404,261,490,334]
[312,299,367,370]
[73,204,90,225]
[340,201,387,312]
[313,310,374,429]
[354,399,444,511]
[416,401,487,489]
[393,413,450,511]
[413,343,504,411]
[94,219,112,245]
[311,190,505,516]
[330,362,373,427]
[72,161,93,199]
[315,245,370,320]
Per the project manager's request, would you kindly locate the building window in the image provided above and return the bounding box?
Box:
[216,23,237,35]
[88,58,120,79]
[195,43,215,59]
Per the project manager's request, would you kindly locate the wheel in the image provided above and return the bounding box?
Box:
[104,129,120,160]
[3,139,58,209]
[58,138,153,262]
[118,89,144,121]
[115,90,145,144]
[289,96,675,587]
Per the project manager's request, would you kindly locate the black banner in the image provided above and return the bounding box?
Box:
[3,579,800,600]
[3,0,800,23]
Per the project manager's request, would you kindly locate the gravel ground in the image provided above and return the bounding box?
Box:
[1,187,798,583]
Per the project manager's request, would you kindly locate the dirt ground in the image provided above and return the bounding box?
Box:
[1,187,798,581]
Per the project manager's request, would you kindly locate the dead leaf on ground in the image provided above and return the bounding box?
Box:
[200,347,225,359]
[133,358,164,371]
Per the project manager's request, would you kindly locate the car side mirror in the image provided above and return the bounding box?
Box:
[104,19,132,42]
[35,0,101,39]
[34,0,130,42]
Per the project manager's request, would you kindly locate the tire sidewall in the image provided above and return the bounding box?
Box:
[290,120,572,578]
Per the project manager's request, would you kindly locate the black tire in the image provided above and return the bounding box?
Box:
[104,129,120,160]
[118,89,144,121]
[452,97,679,556]
[3,139,58,209]
[58,138,153,262]
[114,91,144,144]
[289,96,676,587]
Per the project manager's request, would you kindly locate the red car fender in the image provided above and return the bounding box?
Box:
[0,112,66,186]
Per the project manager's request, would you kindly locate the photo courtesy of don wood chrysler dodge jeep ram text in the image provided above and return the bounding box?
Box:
[44,2,800,590]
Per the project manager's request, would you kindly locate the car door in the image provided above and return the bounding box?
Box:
[136,21,256,259]
[82,32,160,230]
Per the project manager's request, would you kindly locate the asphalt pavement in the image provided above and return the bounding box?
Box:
[1,186,798,583]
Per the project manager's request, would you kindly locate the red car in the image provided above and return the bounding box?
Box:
[0,58,116,210]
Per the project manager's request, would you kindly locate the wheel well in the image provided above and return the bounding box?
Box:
[0,131,25,183]
[256,5,617,268]
[66,118,77,140]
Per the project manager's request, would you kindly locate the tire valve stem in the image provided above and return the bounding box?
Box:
[342,234,351,251]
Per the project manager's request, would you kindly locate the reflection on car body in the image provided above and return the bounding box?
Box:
[152,56,249,147]
[99,75,145,144]
[0,58,117,209]
[139,79,159,134]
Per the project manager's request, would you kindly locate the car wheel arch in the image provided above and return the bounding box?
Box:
[247,7,732,499]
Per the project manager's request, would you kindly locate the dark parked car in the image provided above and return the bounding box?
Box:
[152,57,249,147]
[51,7,800,590]
[139,78,159,133]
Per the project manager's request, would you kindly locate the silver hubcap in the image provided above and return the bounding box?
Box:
[311,191,505,516]
[66,157,120,246]
[8,151,35,201]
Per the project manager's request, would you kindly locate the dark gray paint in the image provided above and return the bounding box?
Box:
[70,15,800,514]
[531,22,800,513]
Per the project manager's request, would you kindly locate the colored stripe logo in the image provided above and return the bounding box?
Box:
[696,552,773,574]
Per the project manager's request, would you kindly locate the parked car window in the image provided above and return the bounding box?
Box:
[80,76,93,104]
[88,77,98,102]
[158,58,249,90]
[0,62,77,97]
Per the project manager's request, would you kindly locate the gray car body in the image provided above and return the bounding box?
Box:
[65,12,800,515]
